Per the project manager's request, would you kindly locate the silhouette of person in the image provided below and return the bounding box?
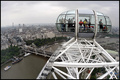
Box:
[88,19,91,28]
[99,19,103,32]
[59,18,65,31]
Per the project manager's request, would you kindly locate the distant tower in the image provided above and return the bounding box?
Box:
[23,24,25,27]
[19,24,22,33]
[19,24,21,27]
[12,22,14,27]
[19,28,22,33]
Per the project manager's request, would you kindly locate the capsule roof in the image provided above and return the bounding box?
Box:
[60,9,104,15]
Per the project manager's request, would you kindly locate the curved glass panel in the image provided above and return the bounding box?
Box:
[56,9,112,36]
[105,16,112,25]
[96,11,104,16]
[97,16,106,32]
[97,15,112,33]
[66,10,75,14]
[56,14,65,23]
[56,14,66,32]
[56,10,75,32]
[105,16,112,32]
[56,23,62,32]
[65,14,75,32]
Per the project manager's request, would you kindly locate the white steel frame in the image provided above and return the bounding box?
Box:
[37,9,119,79]
[37,38,119,79]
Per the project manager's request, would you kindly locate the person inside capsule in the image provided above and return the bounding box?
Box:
[99,19,103,32]
[67,17,75,32]
[68,18,73,27]
[88,19,91,28]
[59,18,65,32]
[79,20,83,28]
[79,19,83,32]
[83,18,88,31]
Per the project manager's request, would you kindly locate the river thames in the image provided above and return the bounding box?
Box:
[1,54,48,79]
[1,42,62,79]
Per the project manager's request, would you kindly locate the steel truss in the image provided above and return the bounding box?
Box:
[37,38,119,79]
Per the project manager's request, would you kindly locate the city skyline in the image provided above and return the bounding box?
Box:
[1,1,119,27]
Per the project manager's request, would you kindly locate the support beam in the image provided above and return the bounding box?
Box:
[53,62,119,68]
[53,67,76,79]
[97,66,117,79]
[62,37,75,47]
[54,69,66,79]
[86,68,94,79]
[55,40,77,60]
[52,72,57,79]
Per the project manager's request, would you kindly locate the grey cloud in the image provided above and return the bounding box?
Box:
[1,1,119,27]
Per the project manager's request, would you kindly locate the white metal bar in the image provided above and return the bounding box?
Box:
[109,73,114,79]
[86,47,93,63]
[76,41,85,62]
[84,40,91,46]
[61,56,73,76]
[36,60,50,79]
[86,68,94,79]
[92,10,98,39]
[106,66,117,79]
[52,72,57,79]
[62,37,75,47]
[66,67,73,77]
[63,52,79,78]
[75,9,78,39]
[78,68,86,74]
[54,69,66,79]
[53,67,76,79]
[97,66,117,79]
[84,57,103,63]
[53,62,119,68]
[75,54,82,63]
[109,71,117,79]
[92,56,101,63]
[76,67,79,79]
[92,50,104,62]
[60,56,66,62]
[69,46,97,49]
[94,40,116,62]
[85,39,95,46]
[55,40,77,60]
[73,67,78,78]
[65,52,73,62]
[95,40,119,73]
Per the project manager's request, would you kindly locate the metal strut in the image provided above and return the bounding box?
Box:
[37,38,119,79]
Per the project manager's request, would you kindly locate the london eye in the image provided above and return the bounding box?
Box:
[37,9,119,79]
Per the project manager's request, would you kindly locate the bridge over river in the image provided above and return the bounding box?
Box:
[21,42,63,58]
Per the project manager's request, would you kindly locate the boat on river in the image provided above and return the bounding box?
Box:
[4,66,11,71]
[24,53,31,57]
[12,58,23,64]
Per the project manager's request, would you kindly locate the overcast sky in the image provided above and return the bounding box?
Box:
[1,1,119,27]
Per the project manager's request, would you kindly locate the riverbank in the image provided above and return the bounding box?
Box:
[1,53,25,67]
[1,54,48,79]
[1,41,63,67]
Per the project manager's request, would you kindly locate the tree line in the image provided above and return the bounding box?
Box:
[1,36,67,64]
[1,45,21,64]
[25,36,67,47]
